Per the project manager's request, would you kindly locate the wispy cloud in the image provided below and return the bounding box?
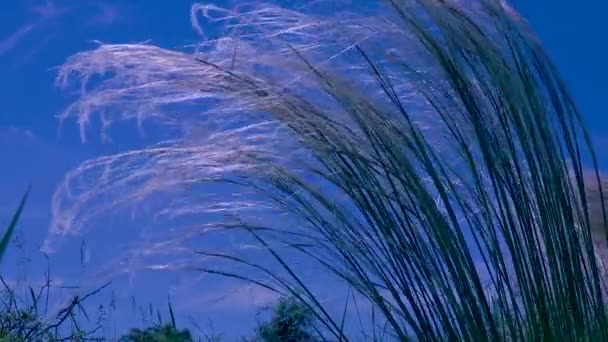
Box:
[0,0,125,60]
[30,0,67,19]
[88,2,123,26]
[0,209,48,224]
[0,0,67,56]
[0,24,37,55]
[0,125,37,140]
[174,283,279,313]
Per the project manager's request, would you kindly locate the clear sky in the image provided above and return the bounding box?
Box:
[0,0,606,339]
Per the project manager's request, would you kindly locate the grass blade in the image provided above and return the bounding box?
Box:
[0,186,30,265]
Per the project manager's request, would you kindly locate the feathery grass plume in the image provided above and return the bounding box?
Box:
[50,0,608,340]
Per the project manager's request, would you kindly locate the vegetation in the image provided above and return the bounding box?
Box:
[0,193,315,341]
[252,296,318,342]
[119,324,193,342]
[2,0,607,341]
[0,274,110,341]
[0,288,317,341]
[0,188,109,341]
[116,296,318,341]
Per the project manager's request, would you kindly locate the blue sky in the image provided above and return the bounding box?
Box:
[0,0,607,339]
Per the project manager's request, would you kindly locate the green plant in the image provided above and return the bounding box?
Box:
[119,324,193,342]
[119,298,192,342]
[252,296,318,342]
[0,187,111,341]
[0,275,111,341]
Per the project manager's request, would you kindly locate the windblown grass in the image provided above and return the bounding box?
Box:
[50,0,608,340]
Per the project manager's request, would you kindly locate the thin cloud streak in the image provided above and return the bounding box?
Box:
[0,0,124,59]
[31,0,65,19]
[0,1,67,56]
[174,283,280,313]
[0,24,37,55]
[88,2,123,26]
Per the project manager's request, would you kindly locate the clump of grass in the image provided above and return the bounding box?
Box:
[0,187,111,341]
[51,0,608,340]
[0,274,108,341]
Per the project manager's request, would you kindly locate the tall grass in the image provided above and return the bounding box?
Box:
[51,0,608,340]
